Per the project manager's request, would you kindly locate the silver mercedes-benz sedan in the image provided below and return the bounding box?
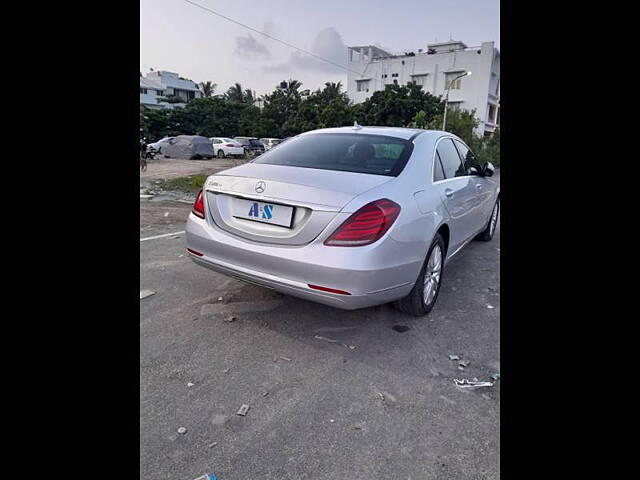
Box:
[186,126,499,316]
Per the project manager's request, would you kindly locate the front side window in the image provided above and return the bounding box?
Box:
[436,138,466,178]
[252,133,414,176]
[453,140,481,173]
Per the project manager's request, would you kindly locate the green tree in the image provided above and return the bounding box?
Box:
[140,106,172,141]
[471,129,500,167]
[429,108,479,146]
[225,83,245,103]
[262,79,305,137]
[319,97,353,128]
[199,81,217,97]
[358,83,444,127]
[409,110,428,129]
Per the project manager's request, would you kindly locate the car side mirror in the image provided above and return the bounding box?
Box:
[482,162,495,177]
[468,166,480,176]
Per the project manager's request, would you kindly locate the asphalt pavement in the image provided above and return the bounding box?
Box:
[140,187,500,480]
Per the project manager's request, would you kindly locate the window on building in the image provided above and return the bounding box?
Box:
[356,80,370,92]
[393,79,398,85]
[436,138,466,178]
[495,78,500,96]
[496,107,500,126]
[411,74,428,86]
[445,72,464,90]
[433,152,446,182]
[140,88,148,94]
[156,90,163,96]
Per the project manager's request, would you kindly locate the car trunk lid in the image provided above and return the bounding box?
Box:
[204,163,393,245]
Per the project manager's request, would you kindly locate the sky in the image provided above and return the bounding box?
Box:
[140,0,499,97]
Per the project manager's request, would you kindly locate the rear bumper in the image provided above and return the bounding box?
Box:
[221,147,244,156]
[185,214,420,310]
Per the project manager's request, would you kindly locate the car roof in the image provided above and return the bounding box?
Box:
[301,126,448,141]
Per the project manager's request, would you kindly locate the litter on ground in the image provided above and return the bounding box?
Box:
[454,379,494,389]
[315,335,338,343]
[177,427,187,434]
[140,290,156,300]
[448,354,460,361]
[237,404,250,416]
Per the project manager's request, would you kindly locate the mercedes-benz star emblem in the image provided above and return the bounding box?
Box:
[255,181,266,193]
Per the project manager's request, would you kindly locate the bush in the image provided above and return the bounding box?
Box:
[471,129,500,168]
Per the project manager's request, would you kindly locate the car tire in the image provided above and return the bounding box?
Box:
[394,233,445,317]
[476,197,500,242]
[217,150,225,159]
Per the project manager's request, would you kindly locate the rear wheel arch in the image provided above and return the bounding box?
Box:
[436,223,450,257]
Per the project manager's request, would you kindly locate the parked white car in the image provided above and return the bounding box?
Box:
[210,138,244,158]
[148,137,172,153]
[260,138,282,150]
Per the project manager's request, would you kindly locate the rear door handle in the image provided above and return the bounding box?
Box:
[476,184,483,189]
[444,188,454,198]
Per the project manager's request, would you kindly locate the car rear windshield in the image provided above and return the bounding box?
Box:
[249,139,262,146]
[251,133,414,176]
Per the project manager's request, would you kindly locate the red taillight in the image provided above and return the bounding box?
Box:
[308,284,351,295]
[226,143,235,147]
[192,189,205,218]
[324,199,401,247]
[187,248,203,256]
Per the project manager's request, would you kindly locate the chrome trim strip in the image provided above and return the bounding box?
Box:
[204,188,342,212]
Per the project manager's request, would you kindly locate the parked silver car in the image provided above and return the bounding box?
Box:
[186,126,499,316]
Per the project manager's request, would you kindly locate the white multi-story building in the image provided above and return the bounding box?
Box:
[140,70,202,109]
[346,41,500,136]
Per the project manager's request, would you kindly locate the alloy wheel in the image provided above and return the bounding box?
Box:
[423,244,442,306]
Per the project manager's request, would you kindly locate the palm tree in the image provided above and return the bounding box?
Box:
[226,83,245,103]
[323,81,342,98]
[199,81,217,97]
[285,79,302,95]
[243,89,255,105]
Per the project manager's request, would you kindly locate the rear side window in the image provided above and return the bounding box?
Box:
[433,152,446,181]
[454,140,481,173]
[436,138,466,178]
[252,133,414,176]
